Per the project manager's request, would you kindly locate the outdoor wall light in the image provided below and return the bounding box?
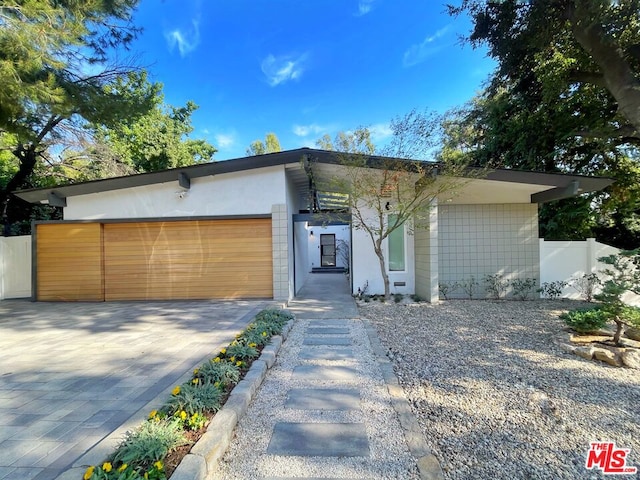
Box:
[385,201,391,211]
[310,230,314,236]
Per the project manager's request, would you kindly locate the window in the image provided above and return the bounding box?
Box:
[388,215,405,271]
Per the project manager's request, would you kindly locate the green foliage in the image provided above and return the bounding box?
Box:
[560,307,609,333]
[458,276,479,299]
[393,293,403,303]
[484,274,508,300]
[539,280,568,300]
[410,294,424,302]
[111,419,186,471]
[246,133,282,156]
[570,273,601,302]
[166,383,223,415]
[196,360,241,388]
[225,341,259,361]
[239,328,271,347]
[444,1,640,248]
[511,278,537,301]
[438,281,459,300]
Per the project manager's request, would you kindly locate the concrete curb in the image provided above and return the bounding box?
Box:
[170,318,294,480]
[362,319,445,480]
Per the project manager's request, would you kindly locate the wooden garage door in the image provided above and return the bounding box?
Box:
[103,219,272,300]
[36,223,104,301]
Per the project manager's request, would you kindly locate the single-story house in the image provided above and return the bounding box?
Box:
[14,148,612,302]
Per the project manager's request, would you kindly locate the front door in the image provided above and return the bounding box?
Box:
[320,234,336,267]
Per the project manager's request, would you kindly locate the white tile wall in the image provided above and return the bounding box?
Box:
[438,204,539,298]
[271,204,289,301]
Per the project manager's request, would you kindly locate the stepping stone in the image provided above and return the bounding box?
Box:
[267,422,369,457]
[285,388,361,410]
[306,327,350,335]
[292,364,359,382]
[299,347,354,361]
[303,337,351,346]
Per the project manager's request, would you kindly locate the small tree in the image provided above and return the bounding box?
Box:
[312,110,479,298]
[246,133,282,156]
[595,249,640,345]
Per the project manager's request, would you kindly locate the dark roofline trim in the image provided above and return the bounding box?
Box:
[14,147,614,204]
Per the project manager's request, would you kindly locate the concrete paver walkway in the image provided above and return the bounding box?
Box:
[0,300,268,480]
[212,273,440,479]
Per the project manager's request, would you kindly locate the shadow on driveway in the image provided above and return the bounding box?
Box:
[0,299,270,480]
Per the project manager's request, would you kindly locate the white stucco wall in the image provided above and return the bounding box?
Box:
[64,165,287,220]
[351,210,415,296]
[308,225,350,270]
[0,236,32,299]
[438,204,540,298]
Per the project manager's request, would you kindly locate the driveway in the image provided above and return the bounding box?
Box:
[0,299,270,480]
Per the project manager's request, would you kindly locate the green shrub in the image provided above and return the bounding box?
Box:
[166,383,224,415]
[196,359,241,387]
[560,307,608,333]
[511,278,537,300]
[539,280,568,300]
[111,418,187,471]
[410,294,424,302]
[239,328,271,346]
[459,276,478,299]
[438,281,458,300]
[484,274,508,299]
[225,341,259,360]
[619,305,640,327]
[393,293,403,303]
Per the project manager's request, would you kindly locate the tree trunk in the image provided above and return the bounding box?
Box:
[568,4,640,137]
[613,318,624,346]
[1,144,38,235]
[373,242,390,299]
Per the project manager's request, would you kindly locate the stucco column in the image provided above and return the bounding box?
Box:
[271,204,289,301]
[426,199,439,303]
[413,199,439,303]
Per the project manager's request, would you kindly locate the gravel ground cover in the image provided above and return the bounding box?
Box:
[360,300,640,480]
[210,317,420,479]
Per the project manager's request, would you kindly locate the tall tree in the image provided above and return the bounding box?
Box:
[444,1,640,248]
[313,111,474,298]
[0,0,152,234]
[246,133,282,156]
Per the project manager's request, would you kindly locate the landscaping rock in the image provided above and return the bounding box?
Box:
[621,350,640,369]
[625,326,640,341]
[570,334,611,344]
[574,346,595,360]
[593,348,623,367]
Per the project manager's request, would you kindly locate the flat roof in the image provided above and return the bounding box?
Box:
[14,147,614,204]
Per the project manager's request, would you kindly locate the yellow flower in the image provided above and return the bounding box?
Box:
[102,462,112,473]
[180,410,187,420]
[83,466,94,480]
[144,473,149,480]
[220,348,226,354]
[214,381,220,388]
[154,460,164,471]
[193,368,199,375]
[230,356,236,362]
[148,410,157,419]
[236,361,243,367]
[172,385,181,396]
[249,343,257,348]
[192,378,199,385]
[262,331,267,337]
[118,463,128,472]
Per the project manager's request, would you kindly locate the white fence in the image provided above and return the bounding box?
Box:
[0,236,31,300]
[540,238,639,305]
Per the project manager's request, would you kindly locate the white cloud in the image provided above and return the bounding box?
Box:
[356,0,376,16]
[214,132,235,149]
[165,20,201,57]
[368,123,393,143]
[261,53,308,86]
[402,25,451,67]
[292,123,329,137]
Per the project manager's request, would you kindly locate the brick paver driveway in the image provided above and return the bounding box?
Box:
[0,299,270,480]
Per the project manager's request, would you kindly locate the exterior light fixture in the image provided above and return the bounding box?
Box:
[310,230,314,236]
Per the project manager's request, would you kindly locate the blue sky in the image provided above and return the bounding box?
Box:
[128,1,495,160]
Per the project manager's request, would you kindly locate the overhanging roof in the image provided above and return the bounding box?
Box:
[13,147,614,205]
